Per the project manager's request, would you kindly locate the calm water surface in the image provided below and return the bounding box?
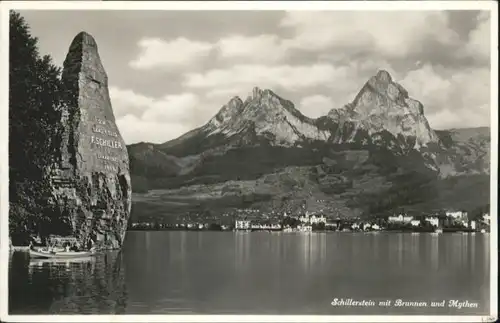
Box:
[9,231,490,315]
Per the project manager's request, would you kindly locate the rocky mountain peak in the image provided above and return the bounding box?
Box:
[360,70,410,107]
[241,87,310,124]
[246,87,278,103]
[189,67,440,152]
[203,87,328,145]
[225,87,287,121]
[327,70,439,149]
[252,86,264,99]
[226,96,244,111]
[208,96,244,127]
[374,69,393,83]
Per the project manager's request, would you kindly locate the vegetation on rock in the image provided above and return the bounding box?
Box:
[9,11,71,244]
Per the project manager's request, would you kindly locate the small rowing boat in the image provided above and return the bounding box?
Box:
[29,249,95,259]
[29,256,95,266]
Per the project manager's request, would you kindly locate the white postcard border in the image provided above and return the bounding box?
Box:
[0,1,497,322]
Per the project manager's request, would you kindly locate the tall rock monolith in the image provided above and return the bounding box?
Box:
[49,32,131,250]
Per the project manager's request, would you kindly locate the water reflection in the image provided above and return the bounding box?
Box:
[470,234,476,272]
[409,233,419,266]
[430,233,439,271]
[319,233,327,266]
[9,250,127,314]
[300,233,311,272]
[9,232,490,315]
[235,231,250,271]
[397,233,403,267]
[372,232,380,256]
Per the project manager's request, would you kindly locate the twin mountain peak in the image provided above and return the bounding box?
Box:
[134,69,489,179]
[203,70,438,151]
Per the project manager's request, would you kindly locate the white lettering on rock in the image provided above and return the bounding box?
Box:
[90,135,123,149]
[92,125,118,137]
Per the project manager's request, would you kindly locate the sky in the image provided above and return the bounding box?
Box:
[17,9,492,144]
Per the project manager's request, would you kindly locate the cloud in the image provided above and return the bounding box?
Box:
[141,93,200,123]
[110,88,218,143]
[186,60,401,119]
[280,11,460,59]
[188,60,400,114]
[205,87,248,100]
[117,11,490,142]
[399,65,454,107]
[110,87,202,123]
[399,64,490,129]
[299,95,335,118]
[425,104,490,130]
[463,11,490,62]
[113,63,490,144]
[183,64,352,92]
[116,114,193,145]
[129,37,213,70]
[109,87,155,118]
[128,12,461,71]
[217,34,288,62]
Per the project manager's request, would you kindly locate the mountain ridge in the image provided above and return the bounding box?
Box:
[127,70,490,221]
[156,70,441,156]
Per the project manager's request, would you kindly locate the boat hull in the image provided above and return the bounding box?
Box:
[29,257,95,266]
[29,249,95,259]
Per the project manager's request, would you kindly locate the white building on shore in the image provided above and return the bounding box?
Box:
[310,215,326,224]
[235,220,251,230]
[299,212,326,224]
[298,224,312,232]
[425,217,439,227]
[388,214,413,224]
[446,210,468,221]
[410,220,421,227]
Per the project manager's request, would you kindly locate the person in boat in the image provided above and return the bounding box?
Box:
[86,237,95,251]
[70,242,80,252]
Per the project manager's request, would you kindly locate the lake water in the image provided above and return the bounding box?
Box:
[9,231,490,315]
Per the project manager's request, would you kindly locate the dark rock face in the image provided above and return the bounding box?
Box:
[49,32,131,250]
